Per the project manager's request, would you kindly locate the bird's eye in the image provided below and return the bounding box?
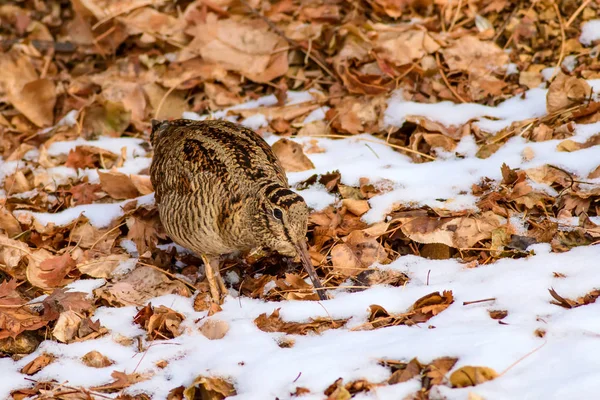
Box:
[272,208,284,220]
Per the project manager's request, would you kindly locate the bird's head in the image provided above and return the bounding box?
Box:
[255,183,309,257]
[253,183,326,300]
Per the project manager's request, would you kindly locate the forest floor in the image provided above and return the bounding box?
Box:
[1,1,600,399]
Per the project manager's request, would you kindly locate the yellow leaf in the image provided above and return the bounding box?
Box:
[450,366,498,388]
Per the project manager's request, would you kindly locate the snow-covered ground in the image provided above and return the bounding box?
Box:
[2,84,600,399]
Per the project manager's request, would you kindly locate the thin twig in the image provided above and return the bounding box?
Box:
[310,134,436,161]
[463,297,496,306]
[435,53,467,103]
[565,0,592,28]
[448,0,463,32]
[550,1,566,82]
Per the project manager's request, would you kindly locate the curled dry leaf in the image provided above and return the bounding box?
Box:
[95,266,191,307]
[342,199,370,216]
[388,358,422,384]
[77,253,130,278]
[355,291,454,330]
[199,319,229,340]
[134,304,185,340]
[21,354,55,375]
[546,73,592,114]
[0,233,30,271]
[26,252,76,290]
[183,376,236,400]
[53,310,83,343]
[274,273,320,301]
[331,230,388,277]
[0,280,49,340]
[397,211,505,249]
[255,308,348,335]
[99,170,152,200]
[0,50,56,127]
[92,370,151,392]
[0,206,22,237]
[375,28,440,66]
[271,139,315,172]
[81,350,114,368]
[449,366,498,388]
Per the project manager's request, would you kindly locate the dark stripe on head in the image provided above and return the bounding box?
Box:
[269,188,303,208]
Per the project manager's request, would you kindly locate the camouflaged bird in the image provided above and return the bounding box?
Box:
[149,119,326,303]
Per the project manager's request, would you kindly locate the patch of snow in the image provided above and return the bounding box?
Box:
[47,137,147,159]
[580,20,600,45]
[65,279,107,296]
[385,87,549,133]
[241,114,268,130]
[15,194,154,228]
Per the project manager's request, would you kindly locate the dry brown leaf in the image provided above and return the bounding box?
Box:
[78,254,130,278]
[375,28,440,66]
[27,252,76,290]
[95,266,191,307]
[21,353,55,375]
[144,83,188,120]
[0,281,49,339]
[53,310,83,343]
[254,308,347,335]
[99,170,142,200]
[331,230,387,277]
[388,358,422,384]
[199,319,229,340]
[183,376,236,400]
[450,366,498,388]
[442,36,508,75]
[274,273,320,301]
[134,304,185,340]
[342,199,370,216]
[0,51,56,127]
[0,206,22,238]
[547,73,592,113]
[81,350,114,368]
[92,370,151,392]
[0,234,30,271]
[426,357,458,385]
[271,139,315,172]
[181,19,288,83]
[398,211,504,249]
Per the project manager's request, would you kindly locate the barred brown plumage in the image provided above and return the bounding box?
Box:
[149,119,327,303]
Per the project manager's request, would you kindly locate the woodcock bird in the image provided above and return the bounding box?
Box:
[149,119,326,303]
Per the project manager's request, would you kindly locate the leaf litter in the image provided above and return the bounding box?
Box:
[0,0,600,399]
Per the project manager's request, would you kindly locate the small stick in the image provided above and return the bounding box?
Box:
[550,1,566,82]
[565,0,592,28]
[310,134,436,160]
[463,297,496,306]
[435,53,467,103]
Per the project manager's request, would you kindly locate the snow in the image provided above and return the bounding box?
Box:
[3,84,600,399]
[580,19,600,46]
[15,194,154,228]
[385,87,549,133]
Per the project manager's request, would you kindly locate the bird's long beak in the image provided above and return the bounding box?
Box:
[295,240,328,301]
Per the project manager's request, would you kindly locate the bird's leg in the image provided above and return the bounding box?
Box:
[201,255,225,304]
[215,257,227,294]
